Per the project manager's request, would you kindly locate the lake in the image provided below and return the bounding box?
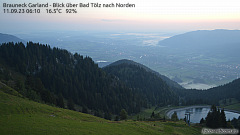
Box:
[167,106,240,123]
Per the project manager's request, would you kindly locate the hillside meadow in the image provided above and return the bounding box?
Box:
[0,82,201,135]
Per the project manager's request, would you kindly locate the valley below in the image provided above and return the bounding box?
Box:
[1,0,240,133]
[1,29,240,134]
[14,30,240,89]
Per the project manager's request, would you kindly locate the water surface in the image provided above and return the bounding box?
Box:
[167,106,240,123]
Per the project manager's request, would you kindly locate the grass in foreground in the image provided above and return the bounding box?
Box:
[0,85,201,135]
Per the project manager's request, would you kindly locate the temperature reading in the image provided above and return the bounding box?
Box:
[46,8,62,14]
[66,9,77,13]
[3,2,136,15]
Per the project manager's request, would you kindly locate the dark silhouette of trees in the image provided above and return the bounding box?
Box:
[171,111,179,121]
[0,42,164,118]
[231,116,240,131]
[67,98,75,111]
[114,115,119,121]
[56,93,64,108]
[220,109,227,127]
[205,105,227,128]
[104,63,178,107]
[200,118,205,125]
[151,111,155,118]
[174,78,240,106]
[104,112,112,120]
[1,42,239,121]
[120,109,128,120]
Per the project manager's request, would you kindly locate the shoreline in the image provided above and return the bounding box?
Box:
[166,105,240,119]
[219,108,240,115]
[166,105,211,118]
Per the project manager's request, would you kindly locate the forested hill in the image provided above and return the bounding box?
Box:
[105,59,183,89]
[174,78,240,105]
[103,60,178,106]
[0,42,160,116]
[0,33,24,44]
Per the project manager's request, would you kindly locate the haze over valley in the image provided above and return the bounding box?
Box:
[1,0,240,134]
[8,29,240,89]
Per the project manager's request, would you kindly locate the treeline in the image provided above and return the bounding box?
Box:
[1,42,239,119]
[174,79,240,105]
[200,105,240,131]
[103,63,178,107]
[231,116,240,131]
[200,105,227,128]
[104,59,183,89]
[0,42,150,116]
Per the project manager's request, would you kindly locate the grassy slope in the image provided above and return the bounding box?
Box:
[130,106,185,120]
[224,103,240,112]
[219,98,240,112]
[0,83,201,135]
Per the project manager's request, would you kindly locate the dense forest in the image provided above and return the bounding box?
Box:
[105,59,183,89]
[1,42,240,120]
[103,62,178,106]
[200,105,227,128]
[0,42,153,117]
[174,79,240,105]
[104,59,240,107]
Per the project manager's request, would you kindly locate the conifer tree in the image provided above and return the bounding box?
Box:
[205,105,227,128]
[171,111,179,121]
[67,98,75,111]
[220,109,227,128]
[120,109,127,120]
[57,93,64,108]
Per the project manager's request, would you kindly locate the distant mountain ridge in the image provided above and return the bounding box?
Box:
[104,59,183,89]
[158,29,240,50]
[0,33,24,44]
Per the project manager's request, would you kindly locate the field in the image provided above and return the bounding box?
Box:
[0,82,201,135]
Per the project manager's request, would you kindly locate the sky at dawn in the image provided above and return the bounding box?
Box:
[0,0,240,32]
